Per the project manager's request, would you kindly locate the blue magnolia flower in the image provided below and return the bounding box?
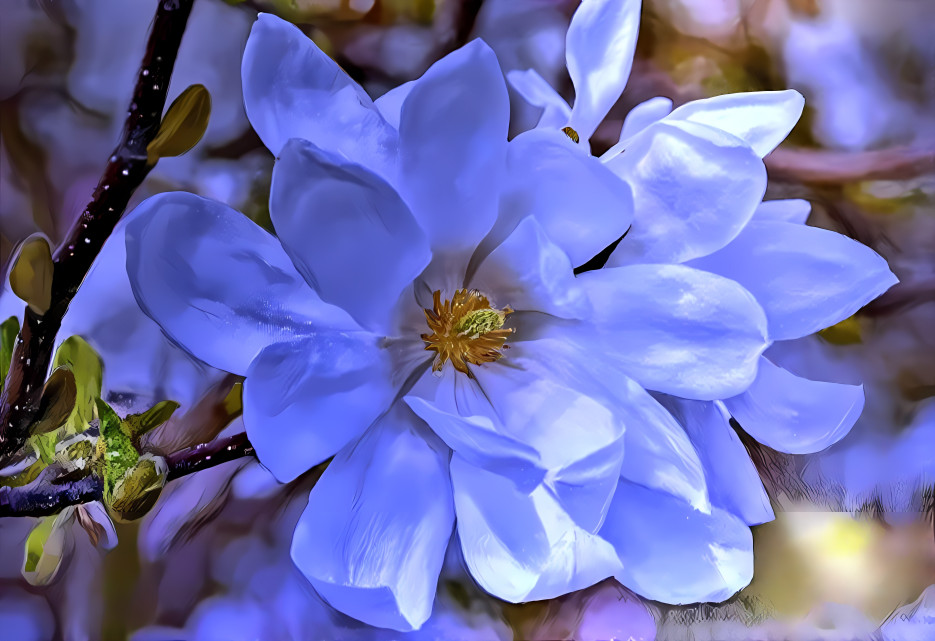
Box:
[508,0,897,602]
[124,0,895,632]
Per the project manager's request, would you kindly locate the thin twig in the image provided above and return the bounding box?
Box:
[766,144,935,185]
[0,0,196,466]
[0,433,255,518]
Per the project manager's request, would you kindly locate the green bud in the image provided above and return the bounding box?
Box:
[147,84,212,165]
[0,316,19,395]
[9,235,53,315]
[108,454,168,522]
[53,336,103,434]
[31,367,77,436]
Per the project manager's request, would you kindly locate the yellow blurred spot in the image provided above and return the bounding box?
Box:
[819,316,862,345]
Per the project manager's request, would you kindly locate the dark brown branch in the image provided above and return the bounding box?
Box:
[0,433,255,518]
[166,431,254,482]
[0,469,103,518]
[0,0,196,466]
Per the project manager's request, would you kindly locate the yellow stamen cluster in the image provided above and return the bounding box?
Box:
[421,289,513,376]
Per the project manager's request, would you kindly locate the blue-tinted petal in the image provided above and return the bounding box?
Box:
[606,120,766,265]
[397,40,509,256]
[291,407,454,632]
[125,192,354,376]
[452,455,622,603]
[661,397,774,525]
[470,216,589,318]
[753,198,811,224]
[688,221,898,341]
[578,263,769,399]
[724,356,864,455]
[617,95,673,143]
[566,0,642,140]
[506,68,571,129]
[241,13,397,176]
[243,333,396,483]
[494,128,633,268]
[373,80,414,129]
[665,90,804,157]
[601,481,753,604]
[270,138,431,333]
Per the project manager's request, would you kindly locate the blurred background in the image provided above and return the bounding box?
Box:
[1,0,933,639]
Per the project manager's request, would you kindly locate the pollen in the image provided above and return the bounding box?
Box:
[421,289,513,376]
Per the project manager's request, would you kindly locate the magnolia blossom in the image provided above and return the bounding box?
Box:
[125,0,894,633]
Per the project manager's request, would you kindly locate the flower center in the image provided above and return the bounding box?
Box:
[421,289,513,376]
[562,126,580,143]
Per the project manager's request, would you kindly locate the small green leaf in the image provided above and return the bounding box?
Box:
[32,432,57,465]
[31,367,77,436]
[24,515,56,573]
[124,400,180,443]
[146,84,211,164]
[0,315,19,395]
[9,235,53,315]
[96,398,139,501]
[53,336,103,434]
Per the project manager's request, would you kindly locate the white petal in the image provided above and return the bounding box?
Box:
[242,13,397,176]
[243,333,396,483]
[125,192,355,376]
[753,198,811,224]
[291,408,454,631]
[453,455,621,603]
[617,95,673,144]
[471,216,590,318]
[494,128,633,268]
[506,68,571,129]
[578,263,769,399]
[601,481,753,604]
[665,90,805,157]
[606,120,766,265]
[688,221,898,341]
[724,356,864,455]
[662,397,774,525]
[397,40,509,256]
[270,138,431,333]
[566,0,642,140]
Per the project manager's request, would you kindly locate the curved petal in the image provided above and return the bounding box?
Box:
[617,95,673,144]
[243,333,396,483]
[515,332,709,511]
[601,481,754,604]
[724,356,864,455]
[291,407,454,632]
[404,369,546,492]
[270,138,431,333]
[566,0,642,140]
[373,80,414,130]
[470,216,589,318]
[753,198,811,224]
[242,13,397,176]
[688,221,898,341]
[660,397,774,525]
[453,455,622,603]
[397,39,509,256]
[506,68,571,129]
[606,120,766,265]
[665,90,805,158]
[578,263,769,399]
[125,192,354,376]
[494,128,633,268]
